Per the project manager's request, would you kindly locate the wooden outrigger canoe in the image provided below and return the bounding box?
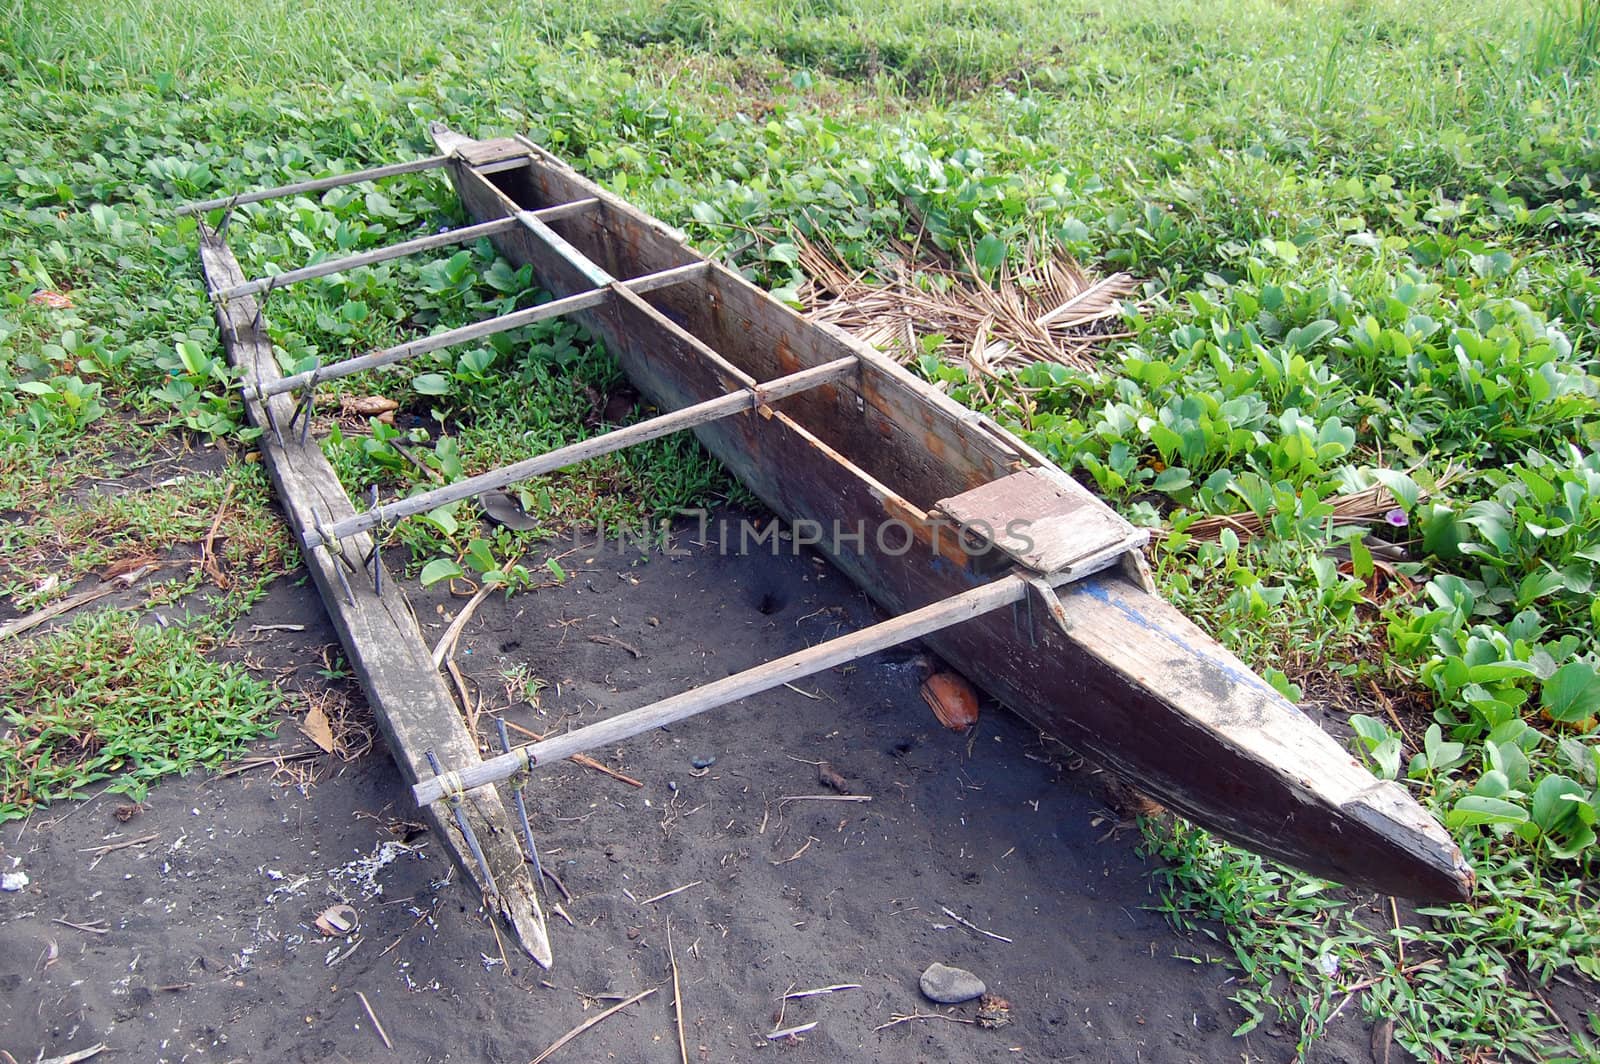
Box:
[187,125,1471,967]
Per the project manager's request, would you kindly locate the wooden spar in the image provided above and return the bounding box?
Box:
[303,355,859,549]
[177,154,453,215]
[196,223,553,967]
[247,260,707,401]
[212,199,597,303]
[415,569,1050,805]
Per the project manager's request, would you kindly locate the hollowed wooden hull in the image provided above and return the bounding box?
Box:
[434,126,1472,902]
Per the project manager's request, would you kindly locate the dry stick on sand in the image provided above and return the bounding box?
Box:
[430,581,500,669]
[213,749,322,779]
[783,983,862,1000]
[79,833,159,856]
[667,920,688,1064]
[528,987,657,1064]
[772,837,816,865]
[873,1012,978,1032]
[356,991,394,1051]
[641,880,702,906]
[939,905,1014,944]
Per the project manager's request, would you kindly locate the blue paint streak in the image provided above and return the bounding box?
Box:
[1069,576,1287,703]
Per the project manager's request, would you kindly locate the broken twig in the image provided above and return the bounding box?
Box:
[939,905,1013,944]
[529,987,656,1064]
[772,837,816,865]
[873,1012,977,1032]
[0,565,159,641]
[640,880,702,906]
[587,633,641,658]
[431,581,498,668]
[79,832,159,856]
[668,921,688,1064]
[356,990,394,1051]
[783,983,861,999]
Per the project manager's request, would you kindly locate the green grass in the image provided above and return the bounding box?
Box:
[0,610,280,819]
[1,0,1598,1056]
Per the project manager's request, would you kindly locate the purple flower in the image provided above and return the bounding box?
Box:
[1384,508,1408,527]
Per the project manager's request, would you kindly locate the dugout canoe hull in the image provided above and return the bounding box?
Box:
[432,125,1472,902]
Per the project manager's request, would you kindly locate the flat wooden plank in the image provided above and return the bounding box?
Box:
[933,466,1144,574]
[455,137,530,167]
[197,227,553,967]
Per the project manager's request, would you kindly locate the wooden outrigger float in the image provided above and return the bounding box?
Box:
[187,125,1473,968]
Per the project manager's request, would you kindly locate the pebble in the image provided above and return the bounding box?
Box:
[691,755,716,769]
[1,871,28,892]
[919,962,985,1004]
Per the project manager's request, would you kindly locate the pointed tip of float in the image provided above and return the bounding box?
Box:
[503,881,555,969]
[1345,781,1475,903]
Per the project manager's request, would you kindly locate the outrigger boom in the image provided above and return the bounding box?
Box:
[414,566,1114,806]
[186,124,1473,969]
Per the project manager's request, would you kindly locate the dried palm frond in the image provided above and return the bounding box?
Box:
[1151,466,1462,550]
[796,231,1140,380]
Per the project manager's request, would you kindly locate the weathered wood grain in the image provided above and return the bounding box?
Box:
[197,227,553,966]
[934,466,1143,574]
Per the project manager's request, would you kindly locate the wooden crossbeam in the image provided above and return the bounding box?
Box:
[247,261,707,401]
[413,569,1059,805]
[212,199,598,303]
[177,154,452,216]
[302,355,859,549]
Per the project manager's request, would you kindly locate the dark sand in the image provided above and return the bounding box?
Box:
[1,509,1378,1063]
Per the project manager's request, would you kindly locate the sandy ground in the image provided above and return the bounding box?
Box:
[0,508,1382,1063]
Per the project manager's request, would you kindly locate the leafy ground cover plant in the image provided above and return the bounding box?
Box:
[0,610,280,820]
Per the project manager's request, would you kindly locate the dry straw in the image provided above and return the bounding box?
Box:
[796,231,1139,384]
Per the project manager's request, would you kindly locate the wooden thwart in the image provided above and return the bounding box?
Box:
[934,466,1143,575]
[413,568,1062,805]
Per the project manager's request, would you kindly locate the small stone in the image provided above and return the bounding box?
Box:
[919,962,985,1004]
[1,871,28,892]
[691,755,716,769]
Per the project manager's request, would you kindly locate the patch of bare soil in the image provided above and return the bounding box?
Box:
[1,511,1378,1063]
